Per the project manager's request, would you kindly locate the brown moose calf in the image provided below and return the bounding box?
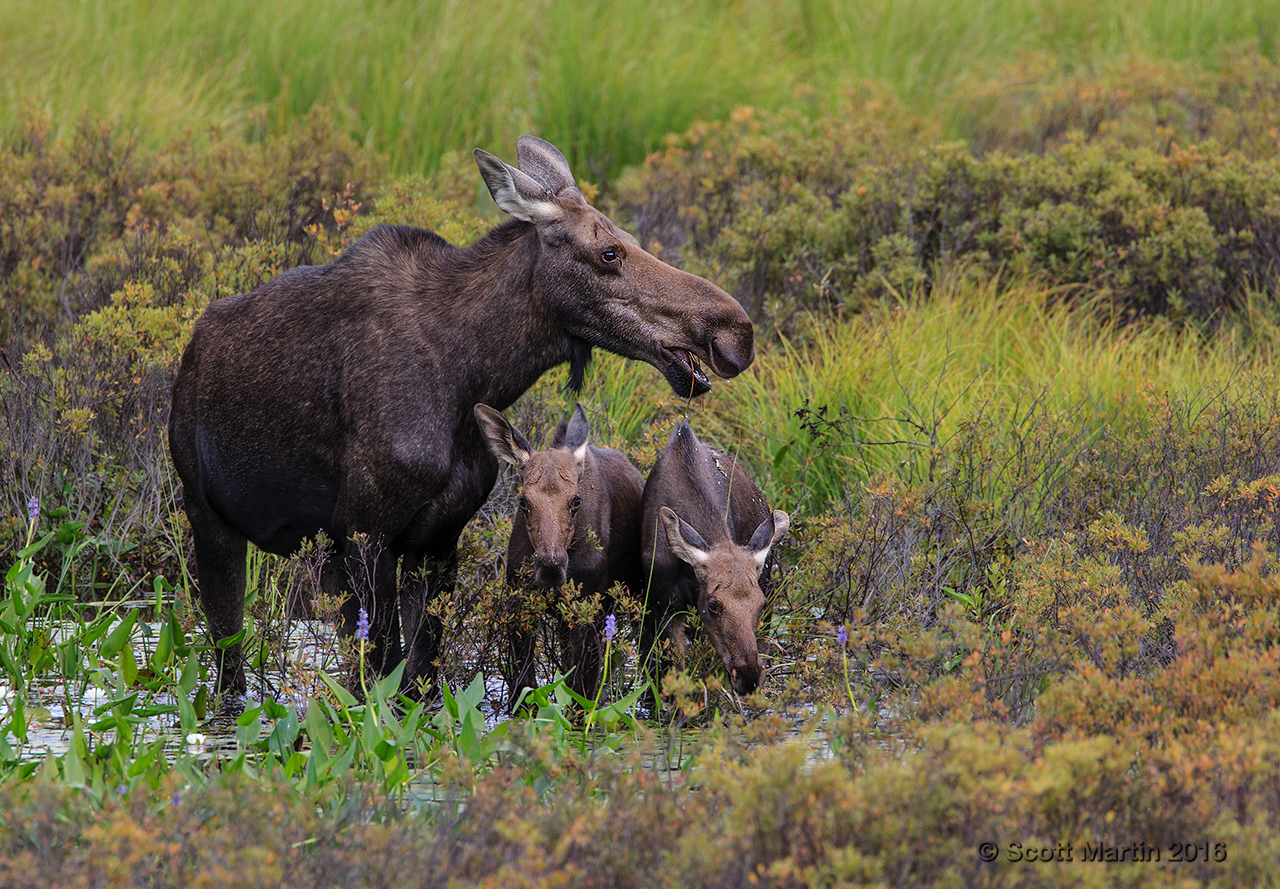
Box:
[640,422,789,697]
[475,402,645,710]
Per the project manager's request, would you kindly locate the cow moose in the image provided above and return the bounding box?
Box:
[640,422,789,698]
[474,402,644,710]
[168,135,755,696]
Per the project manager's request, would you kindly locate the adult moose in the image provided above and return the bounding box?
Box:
[475,402,644,710]
[640,422,789,698]
[169,136,754,696]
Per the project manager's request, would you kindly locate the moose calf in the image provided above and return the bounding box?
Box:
[476,402,645,710]
[640,422,789,698]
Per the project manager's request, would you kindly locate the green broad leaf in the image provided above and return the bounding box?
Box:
[89,716,118,734]
[235,704,263,728]
[327,738,357,778]
[0,648,25,692]
[361,706,382,757]
[318,673,359,709]
[177,694,197,734]
[17,531,55,560]
[62,731,88,788]
[457,673,487,714]
[193,685,208,721]
[151,622,174,673]
[372,738,397,762]
[304,700,335,755]
[55,521,86,545]
[178,650,199,695]
[168,611,188,655]
[262,698,288,720]
[10,695,26,741]
[120,643,138,687]
[458,708,480,758]
[93,693,137,717]
[215,629,246,650]
[79,611,117,648]
[439,679,459,721]
[128,745,159,778]
[267,707,300,757]
[99,611,138,660]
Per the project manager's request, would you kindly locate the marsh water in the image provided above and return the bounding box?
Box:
[7,616,837,802]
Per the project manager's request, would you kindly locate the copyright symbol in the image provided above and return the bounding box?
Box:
[978,842,999,862]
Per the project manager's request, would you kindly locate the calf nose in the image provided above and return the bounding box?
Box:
[534,554,568,588]
[729,661,762,696]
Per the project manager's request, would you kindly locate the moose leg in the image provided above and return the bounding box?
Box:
[505,621,538,712]
[400,545,457,697]
[338,537,401,675]
[188,504,249,695]
[560,618,604,703]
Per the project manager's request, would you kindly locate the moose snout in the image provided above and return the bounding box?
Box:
[710,331,754,378]
[533,552,569,588]
[729,657,763,696]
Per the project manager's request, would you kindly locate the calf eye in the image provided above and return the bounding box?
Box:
[517,495,529,513]
[601,249,619,264]
[706,599,722,617]
[570,494,582,512]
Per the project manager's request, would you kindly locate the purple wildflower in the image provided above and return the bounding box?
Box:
[115,784,127,796]
[26,496,38,523]
[603,613,617,644]
[356,607,370,642]
[836,625,848,647]
[172,790,183,808]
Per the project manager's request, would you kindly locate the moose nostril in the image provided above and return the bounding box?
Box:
[710,330,754,377]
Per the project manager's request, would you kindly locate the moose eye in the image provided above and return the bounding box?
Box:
[570,494,582,512]
[600,249,620,265]
[706,599,722,617]
[517,495,529,513]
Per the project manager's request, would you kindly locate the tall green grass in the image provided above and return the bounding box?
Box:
[575,280,1280,514]
[2,0,1274,178]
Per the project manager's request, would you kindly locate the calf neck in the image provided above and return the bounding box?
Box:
[168,136,754,696]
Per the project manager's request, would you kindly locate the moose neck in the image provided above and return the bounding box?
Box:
[425,221,584,414]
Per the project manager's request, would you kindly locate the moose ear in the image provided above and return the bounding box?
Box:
[748,510,790,568]
[564,403,590,462]
[474,148,564,224]
[473,404,533,468]
[660,507,710,569]
[515,135,577,195]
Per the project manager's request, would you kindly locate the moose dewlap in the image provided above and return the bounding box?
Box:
[640,422,789,697]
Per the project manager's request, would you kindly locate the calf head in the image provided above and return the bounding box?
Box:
[659,506,790,695]
[476,402,592,589]
[474,136,754,396]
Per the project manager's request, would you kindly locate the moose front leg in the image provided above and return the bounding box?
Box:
[337,537,401,675]
[399,546,457,698]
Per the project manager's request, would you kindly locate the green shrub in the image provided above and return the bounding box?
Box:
[612,65,1280,331]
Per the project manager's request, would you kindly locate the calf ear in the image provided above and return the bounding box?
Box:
[660,507,710,569]
[474,404,533,468]
[564,403,590,463]
[748,510,791,568]
[474,148,564,224]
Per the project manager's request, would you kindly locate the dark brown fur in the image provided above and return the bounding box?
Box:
[168,137,753,696]
[640,422,789,697]
[476,403,644,709]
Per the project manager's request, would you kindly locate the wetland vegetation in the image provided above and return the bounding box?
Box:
[4,2,1280,885]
